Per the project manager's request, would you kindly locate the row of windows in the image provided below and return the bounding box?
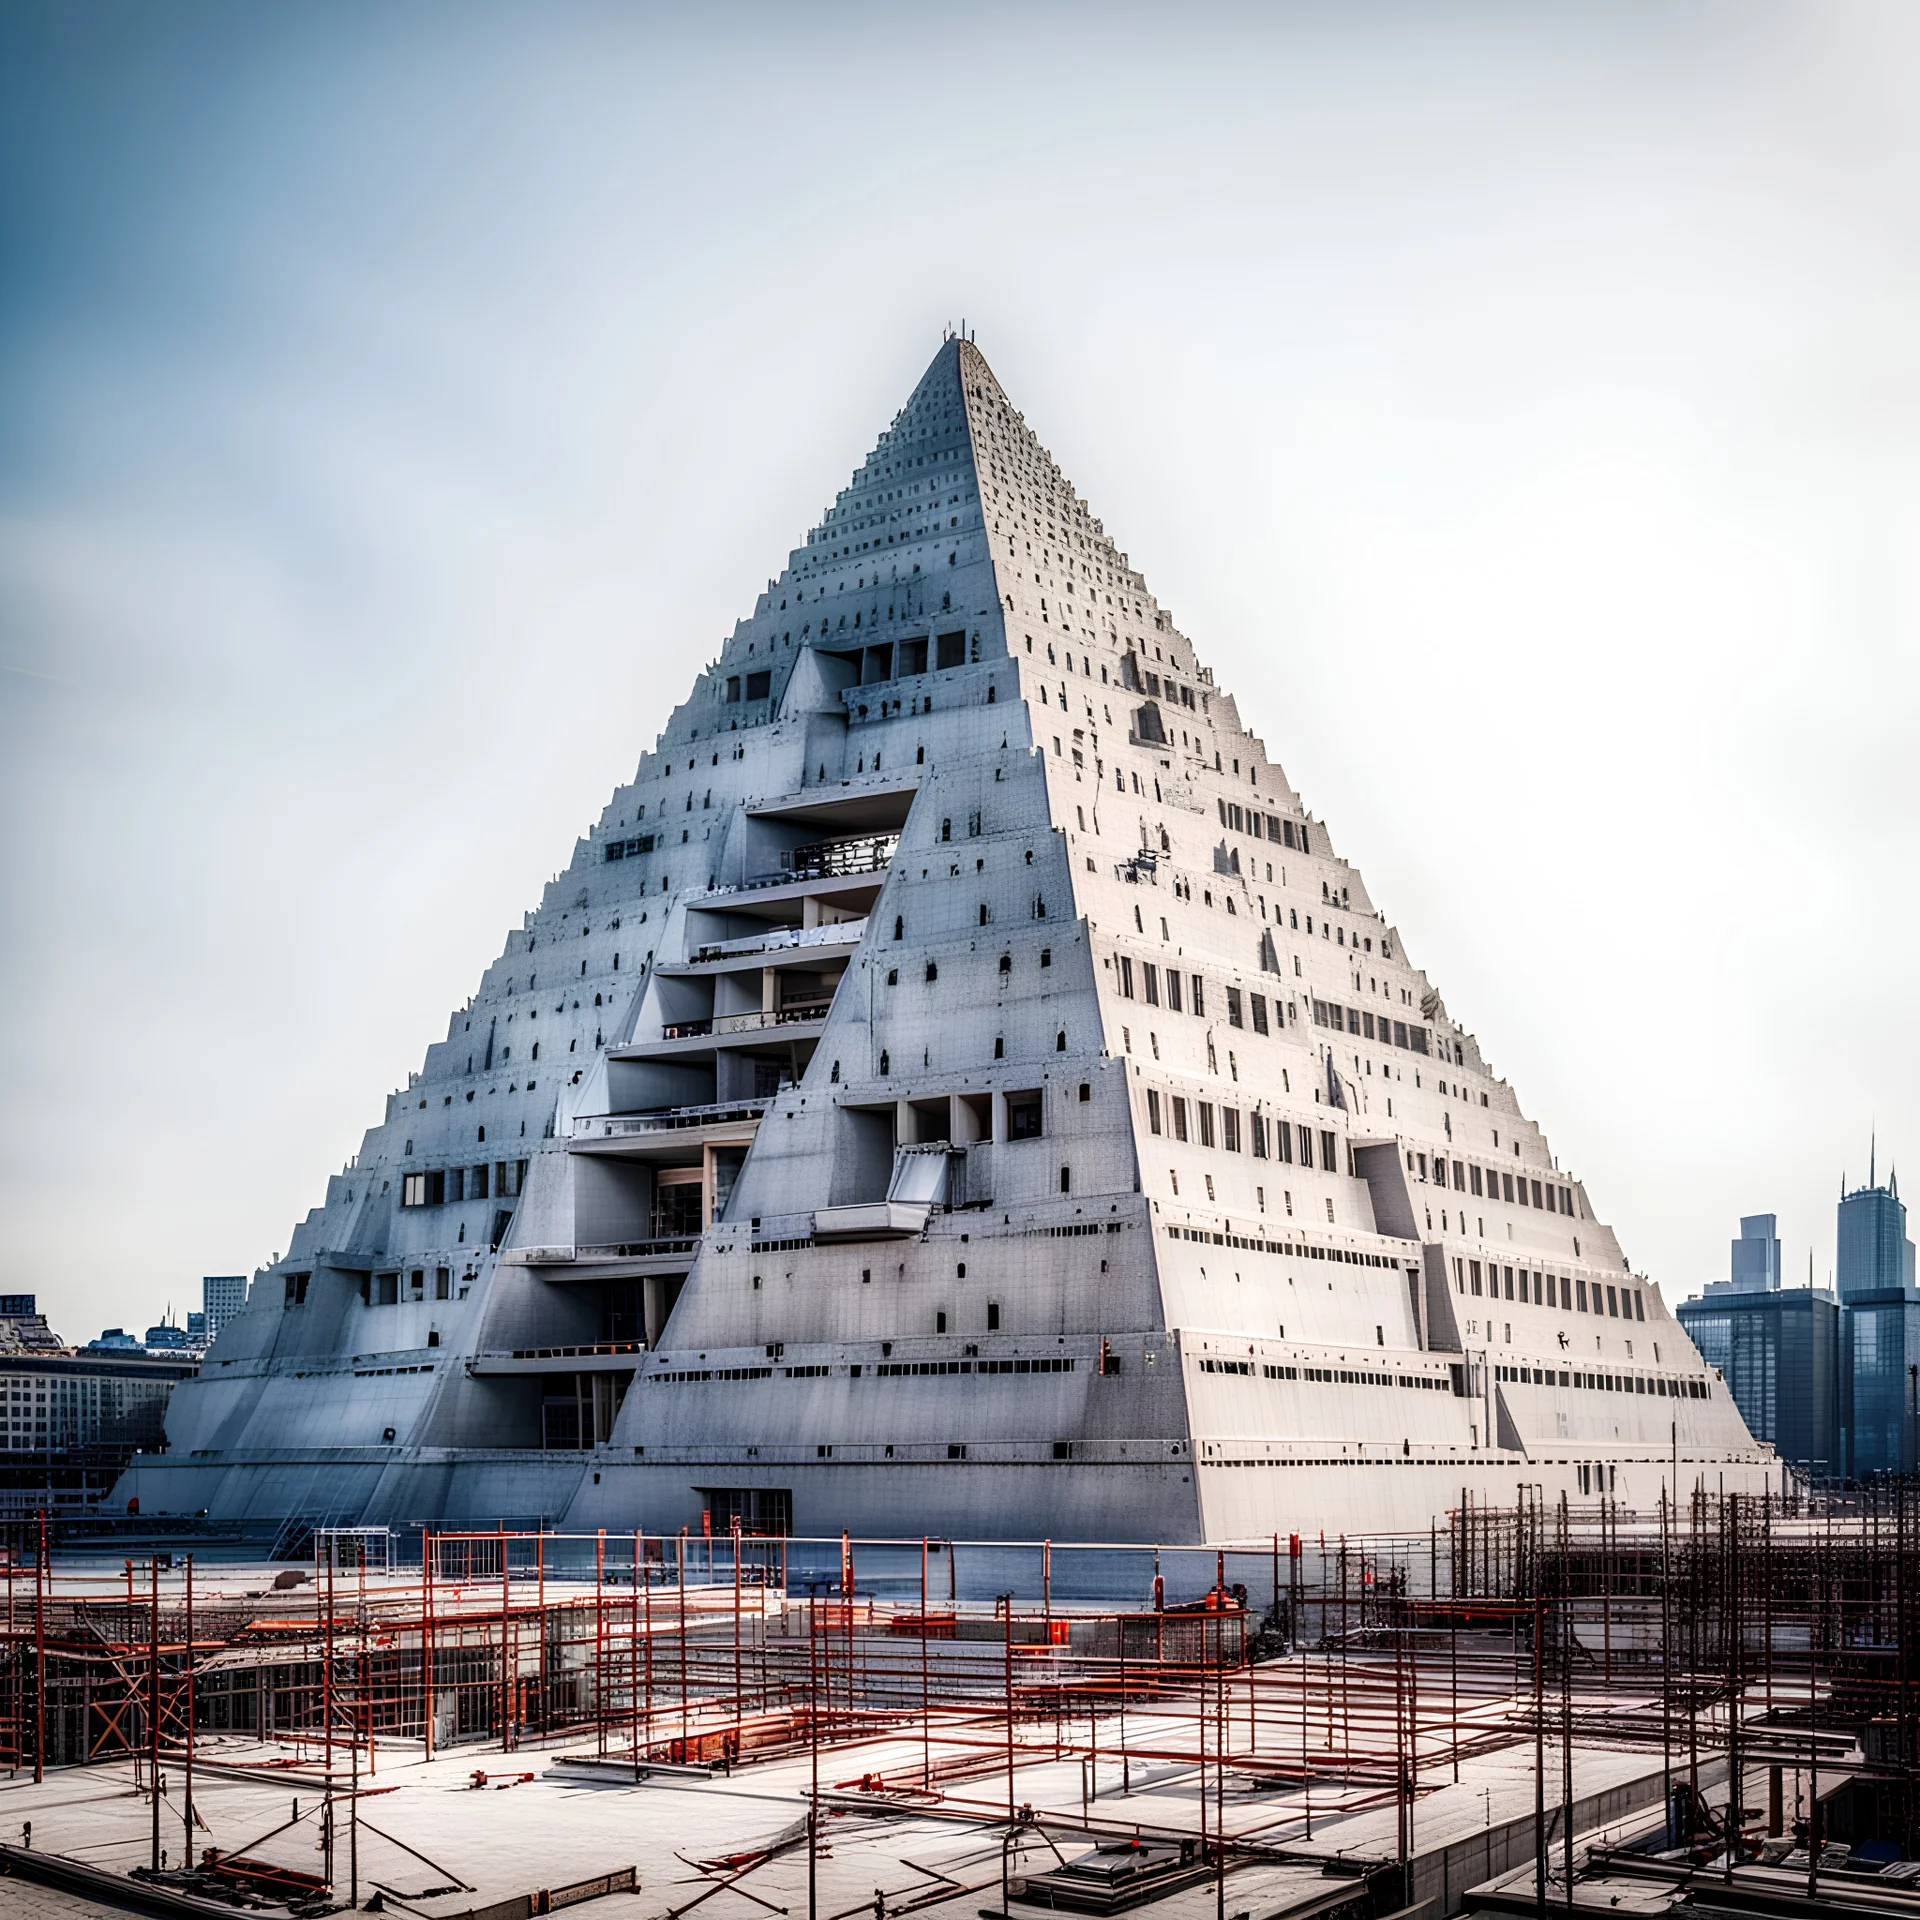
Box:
[1495,1361,1707,1399]
[1120,957,1256,1023]
[1312,999,1432,1056]
[723,670,774,703]
[604,834,657,862]
[1427,1156,1576,1215]
[1458,1258,1646,1321]
[364,1268,451,1305]
[401,1161,526,1208]
[647,1356,1079,1384]
[1166,1223,1400,1267]
[1214,799,1310,852]
[1147,1093,1338,1172]
[1120,653,1200,711]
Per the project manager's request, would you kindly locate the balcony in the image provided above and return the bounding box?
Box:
[571,1099,769,1142]
[660,1005,831,1043]
[690,919,867,966]
[469,1343,646,1376]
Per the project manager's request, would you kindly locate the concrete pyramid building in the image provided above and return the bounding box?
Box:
[124,337,1772,1542]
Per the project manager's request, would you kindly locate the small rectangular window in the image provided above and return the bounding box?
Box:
[1146,1089,1162,1135]
[1251,1114,1268,1158]
[1166,971,1183,1013]
[1007,1092,1044,1140]
[1249,993,1268,1034]
[1119,956,1134,998]
[1319,1130,1337,1172]
[1197,1103,1215,1148]
[725,676,742,702]
[1222,1108,1241,1153]
[1501,1172,1515,1203]
[402,1173,427,1208]
[1143,964,1160,1006]
[1470,1260,1483,1296]
[1190,974,1205,1016]
[745,669,772,701]
[1172,1097,1189,1143]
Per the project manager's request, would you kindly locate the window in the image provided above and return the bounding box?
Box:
[1143,964,1160,1006]
[1007,1092,1044,1140]
[1166,971,1183,1013]
[1251,1114,1268,1158]
[987,1303,1000,1331]
[1197,1103,1215,1148]
[1171,1097,1189,1142]
[1226,987,1243,1028]
[1319,1131,1338,1172]
[1250,993,1268,1034]
[1147,1090,1163,1134]
[745,670,772,700]
[1119,957,1134,998]
[1222,1108,1241,1153]
[1190,975,1205,1016]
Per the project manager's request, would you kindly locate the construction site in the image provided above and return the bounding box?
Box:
[1,1489,1918,1920]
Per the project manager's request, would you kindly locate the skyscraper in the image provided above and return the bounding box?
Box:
[115,336,1768,1540]
[1837,1167,1916,1299]
[1730,1214,1782,1292]
[1837,1163,1918,1478]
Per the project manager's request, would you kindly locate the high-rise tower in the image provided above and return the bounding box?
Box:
[120,338,1770,1540]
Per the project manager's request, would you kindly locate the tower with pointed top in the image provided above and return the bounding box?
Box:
[1837,1160,1918,1477]
[117,336,1769,1540]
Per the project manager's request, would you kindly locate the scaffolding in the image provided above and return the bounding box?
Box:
[2,1486,1917,1905]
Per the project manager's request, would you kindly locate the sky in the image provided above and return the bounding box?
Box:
[2,1,1916,1337]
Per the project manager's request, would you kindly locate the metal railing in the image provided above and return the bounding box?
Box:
[571,1237,699,1260]
[573,1100,769,1140]
[691,919,867,964]
[663,1005,831,1041]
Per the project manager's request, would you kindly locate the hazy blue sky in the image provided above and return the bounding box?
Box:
[3,2,1915,1335]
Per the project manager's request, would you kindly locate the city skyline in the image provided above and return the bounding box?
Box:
[3,4,1917,1333]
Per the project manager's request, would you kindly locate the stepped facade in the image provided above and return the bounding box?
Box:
[120,337,1773,1541]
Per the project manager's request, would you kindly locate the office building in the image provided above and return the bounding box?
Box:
[203,1274,248,1346]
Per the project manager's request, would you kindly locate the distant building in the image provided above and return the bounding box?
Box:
[202,1274,247,1347]
[142,1320,198,1353]
[1729,1214,1782,1292]
[1680,1216,1842,1478]
[0,1295,65,1354]
[0,1349,200,1516]
[87,1328,140,1352]
[1834,1163,1918,1479]
[1837,1169,1916,1299]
